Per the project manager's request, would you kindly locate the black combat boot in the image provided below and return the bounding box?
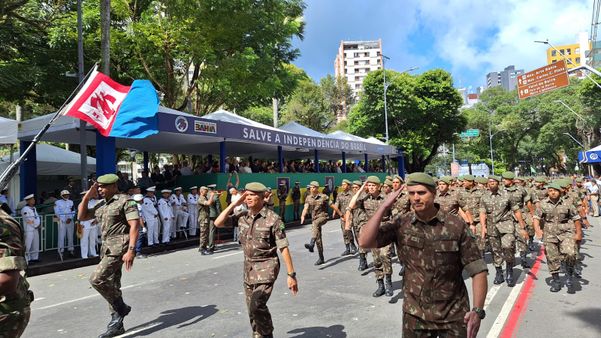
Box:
[349,241,358,254]
[398,263,405,277]
[550,273,562,292]
[528,238,536,252]
[341,244,351,256]
[314,250,324,265]
[99,298,131,338]
[373,279,385,297]
[358,253,368,271]
[506,263,515,287]
[494,267,504,285]
[566,265,575,294]
[385,274,393,296]
[520,252,531,269]
[304,238,315,253]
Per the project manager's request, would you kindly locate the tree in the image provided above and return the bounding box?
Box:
[348,69,465,172]
[280,79,334,132]
[238,105,273,126]
[320,74,354,122]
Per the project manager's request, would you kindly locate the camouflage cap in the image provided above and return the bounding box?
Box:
[488,175,501,182]
[309,181,320,187]
[547,181,563,191]
[245,182,268,192]
[384,179,393,187]
[342,179,351,185]
[534,176,547,183]
[366,176,381,184]
[352,180,362,186]
[501,171,515,180]
[438,176,452,184]
[97,173,119,185]
[463,174,475,182]
[475,176,488,184]
[406,172,436,189]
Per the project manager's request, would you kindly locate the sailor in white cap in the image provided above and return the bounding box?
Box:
[21,194,41,262]
[187,186,199,236]
[158,189,174,244]
[142,187,160,246]
[79,190,100,258]
[54,189,75,256]
[170,187,189,238]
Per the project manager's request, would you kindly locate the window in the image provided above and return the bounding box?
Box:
[560,49,564,55]
[551,59,557,63]
[364,52,369,57]
[576,57,581,64]
[355,84,361,89]
[576,48,580,54]
[551,50,557,56]
[354,60,359,65]
[354,52,360,58]
[566,48,571,55]
[355,76,361,81]
[377,51,381,56]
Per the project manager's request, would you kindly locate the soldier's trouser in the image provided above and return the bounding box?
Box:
[515,221,528,254]
[403,312,467,337]
[188,209,198,236]
[244,283,274,336]
[544,233,578,274]
[353,224,368,254]
[474,222,486,252]
[279,202,286,221]
[340,220,355,245]
[208,219,216,250]
[58,220,74,252]
[372,244,392,279]
[200,220,216,249]
[90,253,124,314]
[312,217,327,253]
[0,305,30,338]
[293,200,300,220]
[162,219,172,243]
[80,226,98,258]
[24,229,39,261]
[488,226,515,267]
[146,218,159,246]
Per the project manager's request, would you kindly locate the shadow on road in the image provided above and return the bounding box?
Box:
[121,305,218,336]
[318,255,356,270]
[288,324,347,337]
[566,308,601,333]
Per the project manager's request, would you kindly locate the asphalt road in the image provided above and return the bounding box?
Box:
[24,217,601,337]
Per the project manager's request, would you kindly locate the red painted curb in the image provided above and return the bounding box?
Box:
[499,245,545,338]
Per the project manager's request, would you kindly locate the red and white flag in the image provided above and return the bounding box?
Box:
[63,67,131,136]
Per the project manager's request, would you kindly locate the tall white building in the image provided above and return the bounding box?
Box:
[334,39,383,106]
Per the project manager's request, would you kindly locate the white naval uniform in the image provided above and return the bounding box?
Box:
[158,197,174,243]
[21,205,40,261]
[142,195,160,245]
[80,199,99,258]
[54,198,75,253]
[187,193,199,236]
[170,194,189,237]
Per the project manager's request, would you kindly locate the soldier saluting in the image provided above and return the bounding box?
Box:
[78,174,141,338]
[215,182,298,338]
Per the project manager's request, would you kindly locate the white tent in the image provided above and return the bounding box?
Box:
[0,116,18,144]
[0,143,96,176]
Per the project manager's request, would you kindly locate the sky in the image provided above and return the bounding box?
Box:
[292,0,592,91]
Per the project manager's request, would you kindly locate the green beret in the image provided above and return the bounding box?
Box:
[245,182,268,192]
[385,176,392,181]
[439,176,452,184]
[342,179,351,185]
[393,175,403,182]
[514,176,524,182]
[352,180,362,186]
[488,175,501,182]
[547,181,563,191]
[406,172,436,189]
[463,174,475,182]
[384,179,393,187]
[366,176,381,184]
[475,177,488,184]
[97,174,119,185]
[576,177,584,183]
[559,178,572,188]
[534,176,547,183]
[309,181,320,187]
[457,176,464,181]
[501,171,515,180]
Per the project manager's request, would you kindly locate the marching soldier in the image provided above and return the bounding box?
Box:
[187,186,199,236]
[502,172,531,269]
[291,181,301,221]
[533,181,582,293]
[345,180,370,271]
[480,175,527,287]
[277,183,288,221]
[198,186,215,255]
[329,179,357,256]
[215,182,298,338]
[21,194,41,263]
[55,190,75,257]
[0,209,33,337]
[459,175,485,257]
[158,189,174,245]
[141,187,160,247]
[207,185,222,253]
[171,187,189,238]
[437,176,471,223]
[302,181,330,265]
[78,174,141,337]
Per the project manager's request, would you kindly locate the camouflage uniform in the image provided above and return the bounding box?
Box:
[277,186,288,221]
[535,197,580,274]
[505,185,529,258]
[459,187,485,251]
[332,190,354,245]
[436,190,461,215]
[357,193,393,279]
[304,193,329,254]
[221,207,289,337]
[89,194,139,315]
[0,210,32,337]
[207,193,222,251]
[351,193,368,255]
[291,185,301,221]
[480,189,519,267]
[198,194,211,250]
[375,209,487,336]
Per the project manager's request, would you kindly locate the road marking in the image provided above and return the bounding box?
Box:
[483,284,501,310]
[213,251,243,259]
[32,282,146,311]
[116,323,162,337]
[486,279,525,338]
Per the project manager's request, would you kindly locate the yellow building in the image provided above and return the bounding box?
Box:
[546,42,590,68]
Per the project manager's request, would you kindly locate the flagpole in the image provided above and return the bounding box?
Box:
[0,64,99,191]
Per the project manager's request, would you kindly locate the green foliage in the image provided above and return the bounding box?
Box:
[280,79,334,132]
[348,68,465,172]
[238,105,274,127]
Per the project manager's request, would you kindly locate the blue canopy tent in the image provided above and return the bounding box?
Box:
[579,145,601,163]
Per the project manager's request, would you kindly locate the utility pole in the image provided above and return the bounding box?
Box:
[100,0,111,75]
[382,56,390,144]
[272,98,279,128]
[77,0,87,191]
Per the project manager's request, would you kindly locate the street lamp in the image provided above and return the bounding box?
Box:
[534,39,601,89]
[563,132,585,148]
